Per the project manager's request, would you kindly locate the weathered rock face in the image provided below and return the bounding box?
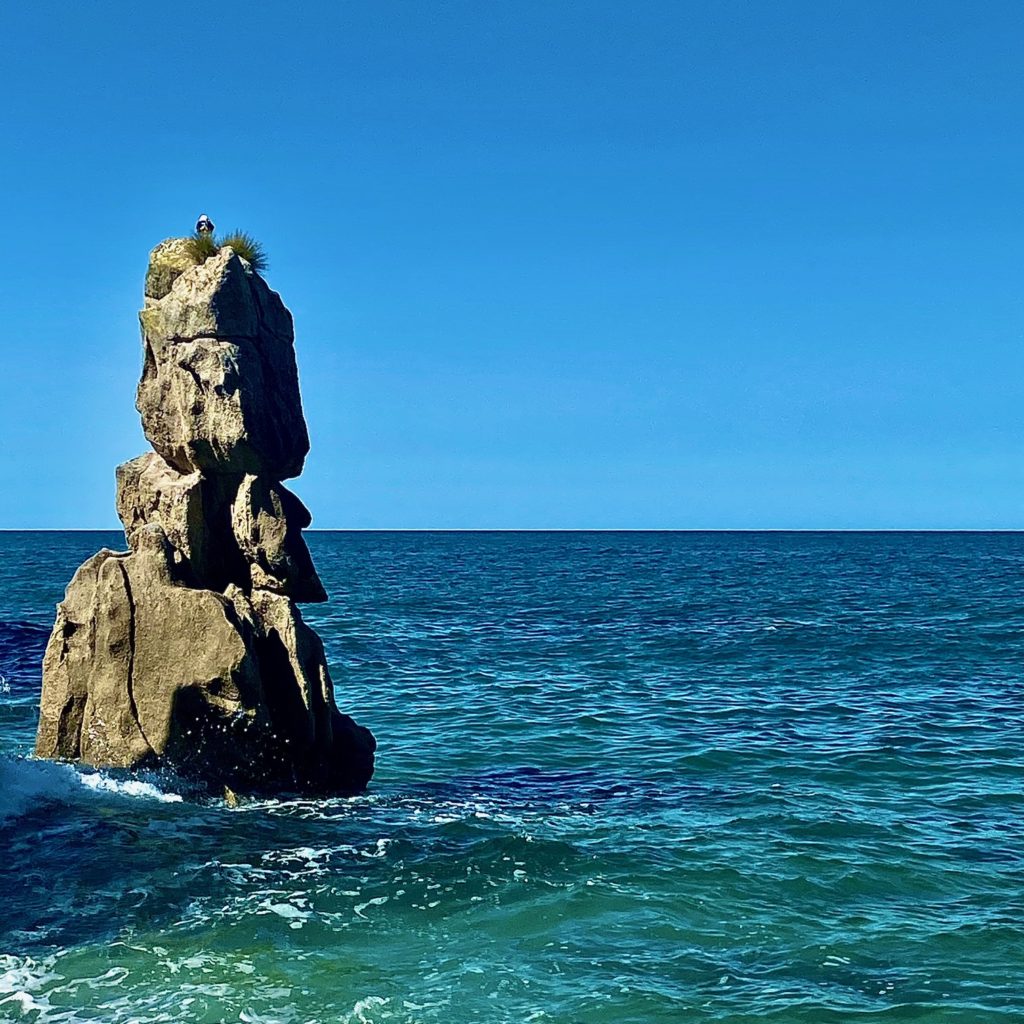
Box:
[36,239,374,795]
[115,453,325,601]
[231,475,327,602]
[137,246,309,480]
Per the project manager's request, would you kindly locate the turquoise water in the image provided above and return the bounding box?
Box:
[1,531,1022,1022]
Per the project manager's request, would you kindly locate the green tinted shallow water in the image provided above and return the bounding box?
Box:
[1,531,1022,1023]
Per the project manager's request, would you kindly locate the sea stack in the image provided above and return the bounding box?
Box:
[34,239,375,794]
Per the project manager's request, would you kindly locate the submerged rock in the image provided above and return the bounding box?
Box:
[36,238,374,795]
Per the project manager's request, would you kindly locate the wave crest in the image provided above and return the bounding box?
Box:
[0,756,183,823]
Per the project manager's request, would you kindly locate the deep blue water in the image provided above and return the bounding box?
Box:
[0,531,1022,1022]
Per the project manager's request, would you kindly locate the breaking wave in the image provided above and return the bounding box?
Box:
[0,756,183,824]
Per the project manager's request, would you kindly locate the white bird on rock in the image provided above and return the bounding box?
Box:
[195,214,215,235]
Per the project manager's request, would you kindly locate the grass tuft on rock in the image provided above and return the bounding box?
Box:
[184,232,220,264]
[218,231,268,273]
[181,229,270,274]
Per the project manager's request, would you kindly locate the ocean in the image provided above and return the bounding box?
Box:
[0,531,1021,1023]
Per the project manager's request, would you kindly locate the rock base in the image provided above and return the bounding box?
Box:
[35,528,374,796]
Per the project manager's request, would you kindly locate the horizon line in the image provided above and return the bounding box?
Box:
[4,527,1024,534]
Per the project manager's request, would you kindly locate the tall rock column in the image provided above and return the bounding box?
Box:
[35,239,375,795]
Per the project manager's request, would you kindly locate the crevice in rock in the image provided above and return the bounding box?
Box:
[140,340,157,383]
[56,694,86,759]
[60,619,79,660]
[114,560,156,756]
[168,333,259,346]
[177,359,206,394]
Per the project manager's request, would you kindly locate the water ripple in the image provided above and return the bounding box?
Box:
[0,531,1022,1022]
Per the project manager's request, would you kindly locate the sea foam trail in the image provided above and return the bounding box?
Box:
[0,756,182,823]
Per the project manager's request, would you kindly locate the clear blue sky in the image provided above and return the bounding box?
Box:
[2,1,1023,529]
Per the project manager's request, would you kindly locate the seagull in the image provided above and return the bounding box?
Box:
[195,214,215,235]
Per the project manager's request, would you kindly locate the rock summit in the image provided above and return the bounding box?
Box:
[35,239,375,794]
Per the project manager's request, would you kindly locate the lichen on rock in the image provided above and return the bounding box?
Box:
[35,238,374,795]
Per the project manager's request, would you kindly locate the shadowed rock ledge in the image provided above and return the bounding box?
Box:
[35,239,375,795]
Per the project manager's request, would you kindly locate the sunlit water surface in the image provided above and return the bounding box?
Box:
[1,531,1022,1022]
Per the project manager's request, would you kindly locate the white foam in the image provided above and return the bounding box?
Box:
[0,756,182,822]
[77,771,182,803]
[347,996,390,1023]
[0,954,58,1020]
